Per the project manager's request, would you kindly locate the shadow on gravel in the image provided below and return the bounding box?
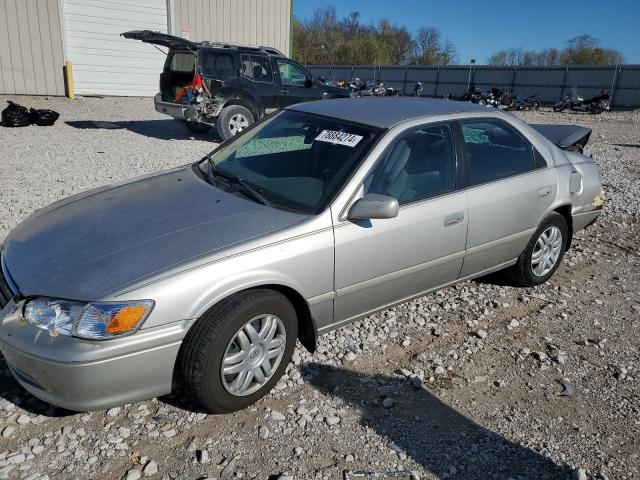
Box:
[0,355,73,418]
[307,363,571,480]
[613,143,640,149]
[65,119,219,141]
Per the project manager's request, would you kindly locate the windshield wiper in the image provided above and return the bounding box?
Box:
[202,154,270,206]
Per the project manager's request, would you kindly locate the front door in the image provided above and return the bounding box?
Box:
[457,118,556,277]
[333,122,469,325]
[276,59,321,108]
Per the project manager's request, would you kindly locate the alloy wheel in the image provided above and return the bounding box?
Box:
[228,114,249,135]
[531,226,563,277]
[221,314,286,396]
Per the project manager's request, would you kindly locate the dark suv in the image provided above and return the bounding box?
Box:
[122,30,349,140]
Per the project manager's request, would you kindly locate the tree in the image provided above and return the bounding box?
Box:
[291,10,455,66]
[561,35,622,65]
[410,27,457,65]
[487,35,623,66]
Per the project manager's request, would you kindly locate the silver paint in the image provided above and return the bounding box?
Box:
[0,98,603,411]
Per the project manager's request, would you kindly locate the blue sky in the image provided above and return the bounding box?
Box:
[293,0,640,64]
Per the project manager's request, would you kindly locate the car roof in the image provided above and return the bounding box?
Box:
[286,97,494,129]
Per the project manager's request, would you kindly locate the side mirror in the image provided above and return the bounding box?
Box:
[304,78,314,88]
[348,194,399,220]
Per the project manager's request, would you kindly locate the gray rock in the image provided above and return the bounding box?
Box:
[196,450,209,464]
[383,398,395,408]
[220,456,238,480]
[270,410,286,421]
[325,416,340,426]
[572,468,588,480]
[16,415,30,426]
[258,426,270,439]
[143,461,158,477]
[125,469,142,480]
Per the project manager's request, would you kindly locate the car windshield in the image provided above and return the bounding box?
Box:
[199,110,381,214]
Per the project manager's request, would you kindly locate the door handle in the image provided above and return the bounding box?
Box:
[444,211,464,227]
[280,89,289,94]
[538,186,552,198]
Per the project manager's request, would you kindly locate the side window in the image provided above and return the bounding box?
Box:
[199,52,235,79]
[169,52,195,72]
[460,120,535,186]
[240,55,273,83]
[277,60,308,86]
[364,124,456,205]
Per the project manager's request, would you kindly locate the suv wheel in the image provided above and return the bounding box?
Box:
[216,105,254,141]
[507,212,568,287]
[180,120,212,134]
[179,289,297,413]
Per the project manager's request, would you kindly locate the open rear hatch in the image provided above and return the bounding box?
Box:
[530,124,592,153]
[121,30,197,50]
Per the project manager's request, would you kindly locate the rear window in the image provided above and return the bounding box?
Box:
[169,52,195,72]
[460,120,535,185]
[240,55,273,83]
[199,51,236,79]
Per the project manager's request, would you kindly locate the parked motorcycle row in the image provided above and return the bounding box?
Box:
[447,87,541,111]
[327,77,612,114]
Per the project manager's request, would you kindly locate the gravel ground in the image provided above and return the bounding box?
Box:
[0,96,639,480]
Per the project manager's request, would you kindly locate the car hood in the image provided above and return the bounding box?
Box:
[2,165,307,300]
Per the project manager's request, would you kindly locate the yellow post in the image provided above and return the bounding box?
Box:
[64,61,75,99]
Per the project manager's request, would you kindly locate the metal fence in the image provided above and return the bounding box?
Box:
[307,64,640,108]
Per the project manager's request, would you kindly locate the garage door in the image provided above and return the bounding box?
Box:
[62,0,168,96]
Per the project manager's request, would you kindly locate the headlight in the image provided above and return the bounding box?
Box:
[23,298,154,339]
[24,298,84,336]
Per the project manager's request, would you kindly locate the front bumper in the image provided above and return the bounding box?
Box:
[0,300,189,411]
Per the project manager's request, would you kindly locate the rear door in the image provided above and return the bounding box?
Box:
[238,54,280,114]
[457,118,556,277]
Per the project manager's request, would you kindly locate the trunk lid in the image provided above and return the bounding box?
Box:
[531,124,592,153]
[121,30,197,50]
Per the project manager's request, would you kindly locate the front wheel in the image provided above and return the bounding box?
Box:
[553,103,566,112]
[179,289,297,413]
[589,103,604,115]
[216,105,255,141]
[507,212,568,287]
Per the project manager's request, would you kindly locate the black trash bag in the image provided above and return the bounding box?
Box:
[29,107,60,126]
[1,101,30,127]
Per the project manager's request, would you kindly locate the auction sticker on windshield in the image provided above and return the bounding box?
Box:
[315,130,363,147]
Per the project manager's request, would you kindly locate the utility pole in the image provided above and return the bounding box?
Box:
[467,58,476,89]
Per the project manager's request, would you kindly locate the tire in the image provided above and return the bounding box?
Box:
[553,103,566,112]
[589,104,604,115]
[179,289,297,413]
[181,120,212,134]
[507,212,568,287]
[215,105,254,141]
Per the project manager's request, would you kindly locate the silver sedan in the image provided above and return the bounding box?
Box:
[0,97,603,412]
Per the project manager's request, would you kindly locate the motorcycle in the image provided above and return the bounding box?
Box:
[504,93,540,111]
[413,82,424,97]
[553,87,610,114]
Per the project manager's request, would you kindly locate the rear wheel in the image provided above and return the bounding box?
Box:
[215,105,254,141]
[553,103,566,112]
[589,103,604,115]
[507,212,568,287]
[179,289,297,413]
[181,120,212,134]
